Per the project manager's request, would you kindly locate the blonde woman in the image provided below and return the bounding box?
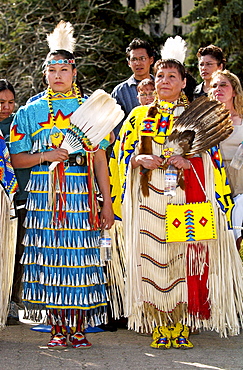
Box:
[209,69,243,250]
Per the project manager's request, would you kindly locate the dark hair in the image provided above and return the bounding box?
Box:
[197,45,226,69]
[153,59,186,80]
[43,49,76,70]
[126,38,154,59]
[0,79,15,98]
[184,72,197,103]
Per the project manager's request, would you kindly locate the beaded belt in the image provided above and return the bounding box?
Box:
[42,153,87,167]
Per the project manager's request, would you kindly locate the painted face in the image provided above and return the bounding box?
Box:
[210,75,235,107]
[0,89,15,121]
[128,48,154,80]
[45,56,77,93]
[198,55,222,81]
[155,67,186,102]
[137,84,155,105]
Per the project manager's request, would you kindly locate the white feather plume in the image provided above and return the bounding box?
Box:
[47,20,76,53]
[160,35,187,64]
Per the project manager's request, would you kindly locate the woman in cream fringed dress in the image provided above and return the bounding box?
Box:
[109,47,243,349]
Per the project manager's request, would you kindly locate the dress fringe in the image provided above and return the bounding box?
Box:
[0,187,17,330]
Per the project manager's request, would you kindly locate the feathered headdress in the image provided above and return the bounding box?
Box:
[47,20,76,53]
[160,35,187,64]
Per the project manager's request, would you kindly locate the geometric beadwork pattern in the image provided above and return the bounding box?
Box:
[166,201,217,243]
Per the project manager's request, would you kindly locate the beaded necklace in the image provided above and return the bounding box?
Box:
[47,82,83,125]
[173,92,189,110]
[140,94,189,145]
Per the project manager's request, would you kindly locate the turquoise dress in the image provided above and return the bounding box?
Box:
[9,94,109,326]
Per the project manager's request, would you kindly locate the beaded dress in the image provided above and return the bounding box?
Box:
[9,92,109,327]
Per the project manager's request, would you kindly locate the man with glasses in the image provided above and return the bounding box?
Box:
[111,38,154,137]
[194,44,226,99]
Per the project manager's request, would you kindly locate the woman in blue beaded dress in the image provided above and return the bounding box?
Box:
[9,21,114,349]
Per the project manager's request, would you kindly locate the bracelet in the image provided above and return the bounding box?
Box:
[39,152,45,165]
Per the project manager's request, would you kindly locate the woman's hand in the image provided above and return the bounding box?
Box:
[109,131,115,144]
[43,148,69,163]
[131,154,163,170]
[11,148,69,168]
[100,202,114,230]
[167,155,190,170]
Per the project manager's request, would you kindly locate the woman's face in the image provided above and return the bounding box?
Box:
[155,67,186,102]
[0,89,15,121]
[198,55,222,82]
[45,55,76,93]
[137,84,155,105]
[210,75,235,108]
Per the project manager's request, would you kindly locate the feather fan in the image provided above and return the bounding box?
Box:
[166,95,233,156]
[49,89,124,171]
[47,20,76,53]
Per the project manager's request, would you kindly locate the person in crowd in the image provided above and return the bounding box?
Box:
[137,78,155,106]
[111,38,154,137]
[0,79,15,143]
[9,21,114,349]
[209,69,243,252]
[0,79,29,325]
[194,45,226,99]
[109,41,243,349]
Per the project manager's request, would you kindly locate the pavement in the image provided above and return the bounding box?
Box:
[0,312,242,370]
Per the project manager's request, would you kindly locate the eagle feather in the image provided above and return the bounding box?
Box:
[167,96,233,157]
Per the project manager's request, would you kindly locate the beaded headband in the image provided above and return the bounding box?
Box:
[46,59,75,66]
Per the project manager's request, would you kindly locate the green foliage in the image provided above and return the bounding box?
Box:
[138,0,168,21]
[182,0,243,83]
[0,0,156,105]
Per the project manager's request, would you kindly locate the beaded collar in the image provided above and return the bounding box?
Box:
[140,93,189,145]
[47,83,82,125]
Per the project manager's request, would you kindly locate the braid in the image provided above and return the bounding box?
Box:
[72,82,83,105]
[147,93,160,118]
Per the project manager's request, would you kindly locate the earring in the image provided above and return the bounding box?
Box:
[73,75,77,83]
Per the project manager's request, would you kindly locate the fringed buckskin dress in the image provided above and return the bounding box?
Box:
[109,101,243,337]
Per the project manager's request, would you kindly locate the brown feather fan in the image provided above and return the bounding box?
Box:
[167,95,233,156]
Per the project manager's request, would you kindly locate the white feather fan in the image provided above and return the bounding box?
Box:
[49,89,124,171]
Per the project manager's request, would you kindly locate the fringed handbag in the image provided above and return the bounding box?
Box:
[166,163,217,243]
